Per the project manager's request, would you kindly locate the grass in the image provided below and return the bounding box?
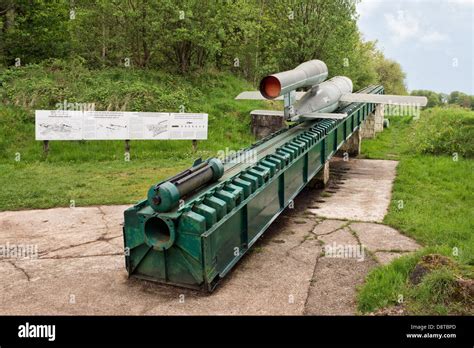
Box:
[0,160,191,210]
[359,116,413,160]
[407,266,473,315]
[0,62,280,210]
[386,155,473,260]
[357,110,474,315]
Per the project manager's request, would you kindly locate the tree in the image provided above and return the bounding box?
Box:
[373,52,407,95]
[0,0,412,96]
[411,90,442,108]
[0,0,71,65]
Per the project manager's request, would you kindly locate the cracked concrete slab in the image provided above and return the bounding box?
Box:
[305,217,420,315]
[374,251,408,265]
[300,158,421,315]
[304,257,378,315]
[311,219,347,236]
[308,158,398,222]
[0,205,321,315]
[318,227,358,246]
[0,206,126,260]
[350,222,420,252]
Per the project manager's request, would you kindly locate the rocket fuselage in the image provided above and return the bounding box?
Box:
[248,59,426,120]
[294,76,353,116]
[259,60,328,99]
[258,60,354,117]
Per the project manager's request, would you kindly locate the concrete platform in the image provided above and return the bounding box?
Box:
[0,158,420,315]
[308,158,399,222]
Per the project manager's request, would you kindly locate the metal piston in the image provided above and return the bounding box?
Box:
[147,158,224,212]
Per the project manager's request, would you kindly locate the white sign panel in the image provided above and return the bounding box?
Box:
[83,111,129,140]
[35,110,208,140]
[129,112,171,140]
[169,113,208,140]
[35,110,83,140]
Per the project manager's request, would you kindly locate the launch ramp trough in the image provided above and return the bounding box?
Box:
[123,84,384,291]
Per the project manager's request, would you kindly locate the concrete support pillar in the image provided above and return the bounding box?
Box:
[374,104,384,133]
[360,113,376,139]
[309,161,329,188]
[361,104,384,139]
[338,128,361,157]
[250,110,286,139]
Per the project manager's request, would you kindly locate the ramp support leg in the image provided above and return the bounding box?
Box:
[309,161,329,188]
[338,128,361,157]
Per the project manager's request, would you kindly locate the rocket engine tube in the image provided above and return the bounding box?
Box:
[147,158,224,212]
[295,76,353,116]
[259,60,328,99]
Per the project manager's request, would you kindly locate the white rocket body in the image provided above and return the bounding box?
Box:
[237,59,427,120]
[294,76,353,116]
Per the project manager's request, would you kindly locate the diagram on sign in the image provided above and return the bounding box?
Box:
[35,110,83,140]
[129,112,170,139]
[146,122,168,137]
[39,123,76,135]
[98,123,128,131]
[83,111,129,140]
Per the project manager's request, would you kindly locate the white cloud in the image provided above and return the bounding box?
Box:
[384,11,420,43]
[357,0,472,94]
[384,10,449,45]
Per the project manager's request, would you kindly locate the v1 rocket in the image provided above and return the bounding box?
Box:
[237,60,427,121]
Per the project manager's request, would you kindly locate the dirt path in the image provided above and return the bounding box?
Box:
[0,158,420,315]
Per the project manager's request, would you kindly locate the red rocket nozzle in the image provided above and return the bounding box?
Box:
[260,76,281,99]
[258,60,328,99]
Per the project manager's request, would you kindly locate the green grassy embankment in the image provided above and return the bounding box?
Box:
[0,60,275,210]
[357,108,474,315]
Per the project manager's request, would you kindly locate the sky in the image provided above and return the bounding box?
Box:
[357,0,474,94]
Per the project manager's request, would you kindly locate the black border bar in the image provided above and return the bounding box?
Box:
[0,315,472,346]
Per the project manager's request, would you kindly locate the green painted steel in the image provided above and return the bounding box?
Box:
[147,158,225,213]
[123,85,384,291]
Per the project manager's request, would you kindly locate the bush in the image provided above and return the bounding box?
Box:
[410,106,474,158]
[0,60,202,112]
